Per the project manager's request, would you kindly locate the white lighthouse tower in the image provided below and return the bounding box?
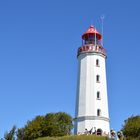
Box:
[74,25,110,135]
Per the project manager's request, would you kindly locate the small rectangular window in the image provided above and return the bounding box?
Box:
[97,91,101,99]
[96,59,99,66]
[96,75,100,83]
[97,109,101,116]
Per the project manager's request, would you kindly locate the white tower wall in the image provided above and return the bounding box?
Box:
[75,52,110,135]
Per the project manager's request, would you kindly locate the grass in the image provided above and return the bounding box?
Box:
[36,135,109,140]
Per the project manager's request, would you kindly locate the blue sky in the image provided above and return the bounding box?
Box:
[0,0,140,138]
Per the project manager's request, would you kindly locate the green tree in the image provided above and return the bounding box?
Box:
[16,112,73,140]
[16,128,25,140]
[45,112,73,136]
[4,125,16,140]
[17,116,46,140]
[122,115,140,140]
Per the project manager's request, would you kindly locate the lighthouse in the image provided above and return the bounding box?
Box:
[74,25,110,135]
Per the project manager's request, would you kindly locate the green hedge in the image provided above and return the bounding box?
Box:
[36,135,109,140]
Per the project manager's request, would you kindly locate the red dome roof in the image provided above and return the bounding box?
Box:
[82,25,102,40]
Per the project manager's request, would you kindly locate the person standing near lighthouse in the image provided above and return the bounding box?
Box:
[74,25,110,135]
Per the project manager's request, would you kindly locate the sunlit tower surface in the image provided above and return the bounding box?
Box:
[74,25,110,135]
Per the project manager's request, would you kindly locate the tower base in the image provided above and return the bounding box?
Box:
[74,117,110,136]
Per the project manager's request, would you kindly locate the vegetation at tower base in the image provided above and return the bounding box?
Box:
[121,115,140,140]
[17,112,73,140]
[1,112,73,140]
[3,115,140,140]
[35,135,109,140]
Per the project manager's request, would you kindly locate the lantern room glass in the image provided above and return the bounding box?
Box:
[82,35,101,45]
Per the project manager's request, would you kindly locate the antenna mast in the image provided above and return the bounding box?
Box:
[101,15,105,46]
[95,27,96,47]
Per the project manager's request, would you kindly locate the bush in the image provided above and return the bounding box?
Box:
[122,115,140,139]
[17,112,73,140]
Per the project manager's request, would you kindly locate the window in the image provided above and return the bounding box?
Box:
[96,75,100,82]
[96,59,99,66]
[97,91,100,99]
[97,109,101,116]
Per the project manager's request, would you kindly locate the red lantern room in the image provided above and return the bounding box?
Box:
[77,25,106,57]
[82,25,102,45]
